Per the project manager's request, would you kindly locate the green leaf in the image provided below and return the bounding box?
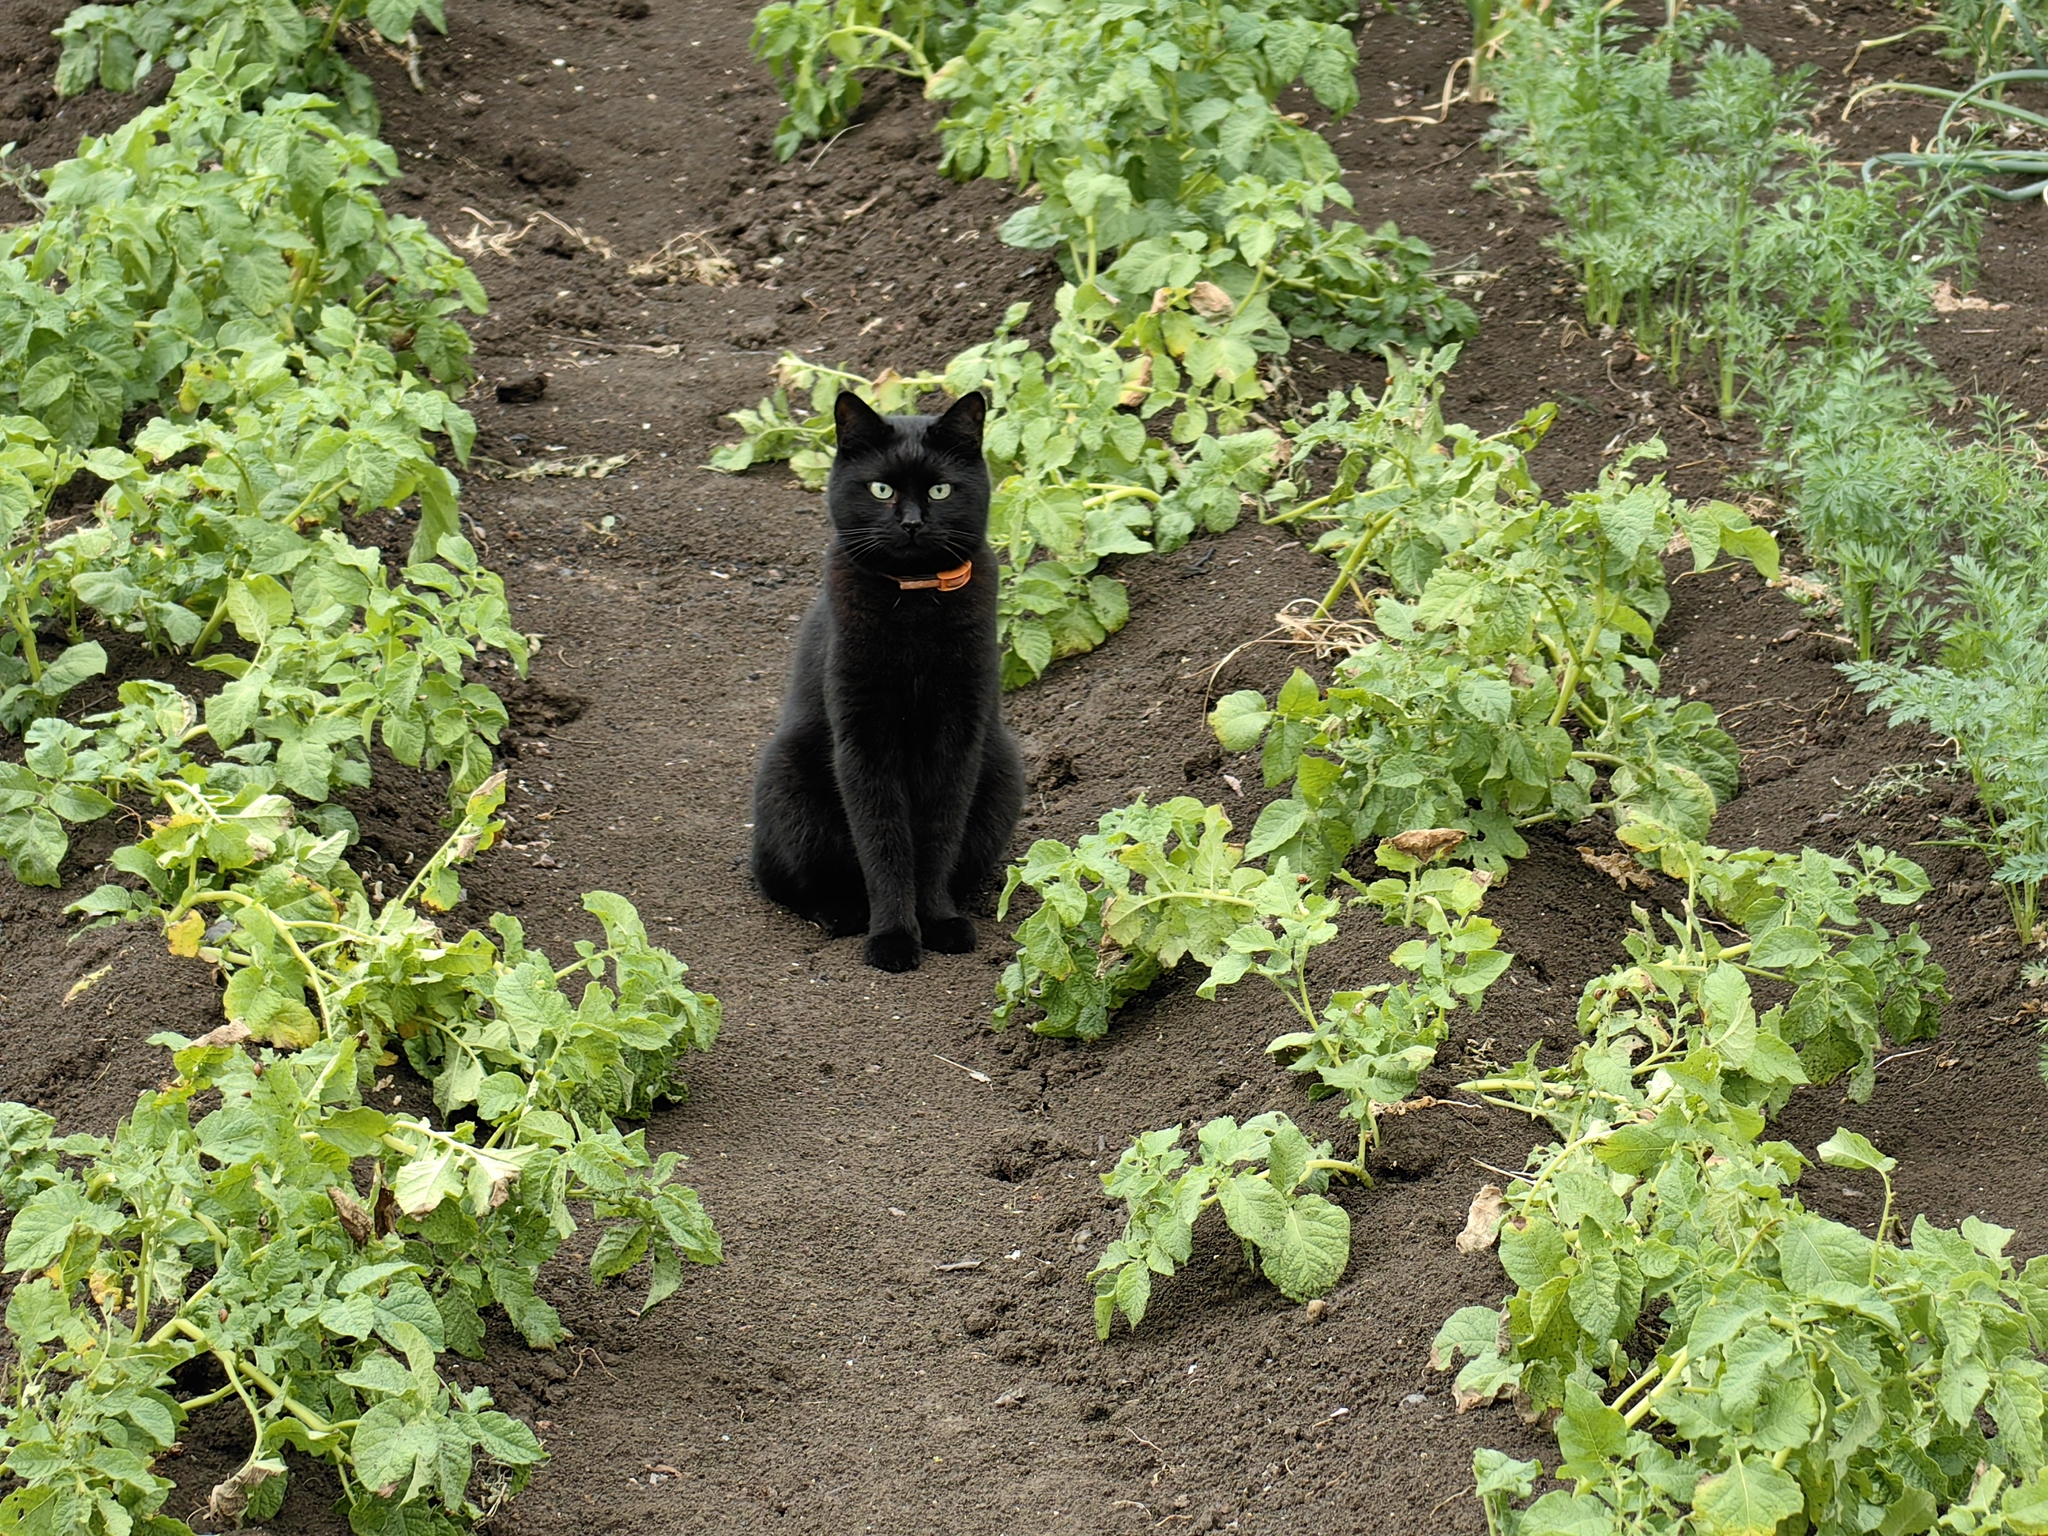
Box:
[41,642,108,698]
[1750,924,1825,968]
[1431,1306,1504,1371]
[350,1399,440,1502]
[1815,1127,1896,1175]
[1689,1453,1803,1536]
[1255,1190,1349,1302]
[1210,690,1271,751]
[1244,798,1308,859]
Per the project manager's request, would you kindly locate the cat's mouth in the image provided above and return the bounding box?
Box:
[837,527,971,576]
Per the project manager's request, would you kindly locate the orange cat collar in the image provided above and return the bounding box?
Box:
[896,559,974,592]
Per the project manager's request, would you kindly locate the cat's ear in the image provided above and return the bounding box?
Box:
[927,391,988,455]
[834,390,891,456]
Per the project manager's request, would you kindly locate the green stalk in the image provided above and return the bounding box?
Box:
[1306,1154,1369,1184]
[320,0,351,52]
[168,888,337,1034]
[1310,511,1398,619]
[188,590,233,660]
[10,585,42,684]
[1622,1346,1689,1428]
[825,25,933,78]
[1263,490,1339,525]
[1082,484,1163,507]
[1870,1163,1897,1279]
[172,1318,345,1441]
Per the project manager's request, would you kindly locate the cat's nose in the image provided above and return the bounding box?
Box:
[899,500,923,529]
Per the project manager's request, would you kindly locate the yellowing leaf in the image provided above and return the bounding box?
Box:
[164,913,206,959]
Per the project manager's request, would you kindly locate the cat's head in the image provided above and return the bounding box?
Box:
[825,390,990,576]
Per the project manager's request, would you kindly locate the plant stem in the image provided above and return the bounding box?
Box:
[10,586,42,684]
[1870,1166,1897,1278]
[189,591,233,659]
[1311,511,1396,619]
[1263,491,1338,525]
[1621,1347,1689,1428]
[827,24,933,78]
[1306,1155,1368,1186]
[171,1318,341,1440]
[167,889,336,1035]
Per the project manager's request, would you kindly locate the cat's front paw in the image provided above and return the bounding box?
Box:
[863,927,923,972]
[922,916,977,954]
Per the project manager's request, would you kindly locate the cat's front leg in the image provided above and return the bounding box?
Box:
[910,827,975,955]
[911,725,989,955]
[833,742,924,971]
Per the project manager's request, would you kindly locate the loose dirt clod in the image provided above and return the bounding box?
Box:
[495,370,549,404]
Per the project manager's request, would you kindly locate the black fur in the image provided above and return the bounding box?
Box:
[750,389,1024,972]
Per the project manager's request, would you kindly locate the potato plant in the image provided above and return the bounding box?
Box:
[0,52,517,886]
[993,796,1340,1041]
[1265,838,1507,1156]
[1090,1113,1350,1339]
[752,0,1472,352]
[4,45,482,448]
[0,783,720,1536]
[1422,825,2048,1536]
[1090,834,1512,1333]
[0,19,729,1535]
[1213,354,1773,877]
[56,0,449,128]
[749,0,988,157]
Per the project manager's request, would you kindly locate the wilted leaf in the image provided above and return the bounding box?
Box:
[1578,846,1655,891]
[1456,1184,1506,1254]
[165,912,207,958]
[329,1186,375,1246]
[1388,828,1466,861]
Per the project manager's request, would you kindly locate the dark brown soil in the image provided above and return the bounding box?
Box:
[2,0,2045,1532]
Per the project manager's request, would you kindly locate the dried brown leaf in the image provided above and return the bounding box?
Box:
[189,1021,253,1049]
[1389,828,1467,860]
[1579,846,1656,891]
[1456,1184,1507,1254]
[1118,353,1152,408]
[1930,278,1991,313]
[207,1458,285,1526]
[329,1185,375,1246]
[626,230,737,287]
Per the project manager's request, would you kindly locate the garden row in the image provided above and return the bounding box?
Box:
[0,6,729,1533]
[723,1,2048,1531]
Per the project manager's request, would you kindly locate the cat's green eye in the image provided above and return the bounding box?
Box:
[867,482,893,500]
[928,483,953,501]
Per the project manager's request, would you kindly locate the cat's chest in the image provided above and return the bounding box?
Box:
[826,615,987,727]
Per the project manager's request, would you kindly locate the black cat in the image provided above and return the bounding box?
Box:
[751,389,1024,972]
